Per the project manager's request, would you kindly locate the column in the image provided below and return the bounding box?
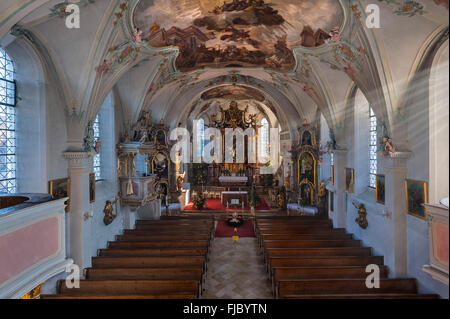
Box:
[332,150,347,228]
[63,151,94,270]
[382,152,411,277]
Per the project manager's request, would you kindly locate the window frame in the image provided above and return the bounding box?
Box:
[0,48,17,194]
[93,114,101,180]
[369,107,377,189]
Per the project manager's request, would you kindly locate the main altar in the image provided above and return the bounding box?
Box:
[189,101,273,189]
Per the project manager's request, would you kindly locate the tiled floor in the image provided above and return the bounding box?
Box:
[202,237,273,299]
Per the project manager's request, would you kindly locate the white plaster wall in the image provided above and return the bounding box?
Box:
[407,215,449,297]
[429,41,449,204]
[319,114,332,182]
[88,92,127,259]
[341,85,449,298]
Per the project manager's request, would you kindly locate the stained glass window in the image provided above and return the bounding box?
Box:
[93,114,101,180]
[0,49,16,194]
[369,107,377,188]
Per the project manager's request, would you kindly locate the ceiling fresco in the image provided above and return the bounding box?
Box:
[134,0,343,72]
[201,85,265,101]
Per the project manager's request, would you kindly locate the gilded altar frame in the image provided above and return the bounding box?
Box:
[293,122,320,207]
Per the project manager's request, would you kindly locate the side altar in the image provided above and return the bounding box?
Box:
[290,121,327,216]
[117,111,177,214]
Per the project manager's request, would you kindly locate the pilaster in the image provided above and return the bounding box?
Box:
[382,151,412,277]
[63,151,95,271]
[332,149,347,228]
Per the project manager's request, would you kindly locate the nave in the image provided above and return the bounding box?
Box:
[40,214,440,299]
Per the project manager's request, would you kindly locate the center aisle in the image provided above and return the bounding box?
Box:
[202,222,273,299]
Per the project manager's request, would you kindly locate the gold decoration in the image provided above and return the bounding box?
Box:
[103,198,119,226]
[353,201,368,229]
[21,283,44,299]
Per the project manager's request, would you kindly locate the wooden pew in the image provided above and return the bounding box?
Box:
[267,256,384,277]
[135,224,212,232]
[116,234,211,242]
[108,241,209,250]
[85,267,203,281]
[261,234,353,241]
[41,294,198,299]
[272,266,389,293]
[56,279,201,298]
[276,278,418,299]
[283,294,440,299]
[98,248,208,257]
[265,247,372,258]
[123,229,211,236]
[91,256,206,269]
[264,239,362,249]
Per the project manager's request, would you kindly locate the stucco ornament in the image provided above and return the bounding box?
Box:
[377,0,426,17]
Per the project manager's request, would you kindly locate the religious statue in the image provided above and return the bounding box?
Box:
[277,193,286,210]
[277,186,287,210]
[131,154,137,176]
[94,138,102,154]
[328,26,342,43]
[352,201,368,229]
[95,59,112,75]
[382,137,396,156]
[319,181,327,198]
[132,27,143,44]
[317,181,328,217]
[177,172,186,192]
[103,198,119,226]
[83,121,95,152]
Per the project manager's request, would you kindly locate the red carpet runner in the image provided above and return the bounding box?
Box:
[184,198,270,211]
[214,220,256,238]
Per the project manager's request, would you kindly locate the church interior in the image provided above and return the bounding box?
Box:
[0,0,449,301]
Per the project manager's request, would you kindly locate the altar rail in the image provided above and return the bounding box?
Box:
[0,197,72,298]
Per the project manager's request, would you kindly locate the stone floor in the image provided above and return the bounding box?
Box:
[202,237,273,299]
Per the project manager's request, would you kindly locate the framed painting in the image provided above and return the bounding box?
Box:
[345,168,354,193]
[376,174,385,204]
[405,179,428,220]
[49,178,70,212]
[89,173,96,203]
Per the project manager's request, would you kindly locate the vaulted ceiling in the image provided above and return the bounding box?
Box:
[0,0,448,148]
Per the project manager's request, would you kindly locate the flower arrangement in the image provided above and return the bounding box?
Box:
[193,193,206,210]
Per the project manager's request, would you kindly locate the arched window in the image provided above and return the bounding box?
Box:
[369,107,377,188]
[429,40,449,203]
[259,118,270,160]
[0,49,16,194]
[196,118,205,158]
[93,114,101,180]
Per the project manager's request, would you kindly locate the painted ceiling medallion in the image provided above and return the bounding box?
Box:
[134,0,343,72]
[201,85,265,101]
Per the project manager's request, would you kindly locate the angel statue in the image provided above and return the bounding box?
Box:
[103,198,119,226]
[352,201,368,229]
[133,27,143,44]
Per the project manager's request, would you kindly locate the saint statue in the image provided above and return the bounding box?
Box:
[103,199,119,226]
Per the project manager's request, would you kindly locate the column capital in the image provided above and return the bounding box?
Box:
[63,151,95,174]
[382,151,413,172]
